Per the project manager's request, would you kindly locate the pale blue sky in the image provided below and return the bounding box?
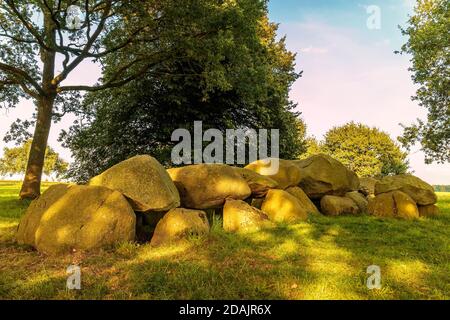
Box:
[0,0,448,183]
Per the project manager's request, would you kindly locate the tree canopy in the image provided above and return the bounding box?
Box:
[1,0,271,198]
[398,0,449,164]
[62,9,307,182]
[303,123,409,178]
[0,140,68,178]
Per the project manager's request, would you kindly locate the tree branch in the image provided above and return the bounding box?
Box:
[53,0,113,85]
[0,77,39,99]
[55,26,152,59]
[4,0,53,52]
[0,21,38,45]
[41,0,70,68]
[0,62,45,96]
[58,61,159,93]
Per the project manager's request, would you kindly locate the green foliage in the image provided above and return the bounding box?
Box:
[304,122,409,177]
[2,1,285,196]
[398,0,450,164]
[0,140,68,178]
[300,136,323,159]
[62,5,306,182]
[1,0,262,107]
[434,185,450,192]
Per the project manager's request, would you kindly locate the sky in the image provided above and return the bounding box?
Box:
[0,0,448,184]
[267,0,449,184]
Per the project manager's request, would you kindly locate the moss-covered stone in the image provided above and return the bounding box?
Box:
[17,184,136,255]
[320,195,360,216]
[345,191,369,212]
[368,190,419,220]
[359,177,378,196]
[286,186,320,215]
[223,199,274,233]
[89,155,180,212]
[375,174,437,205]
[261,189,308,223]
[150,208,209,246]
[233,167,279,198]
[167,164,251,209]
[293,154,360,199]
[245,158,302,189]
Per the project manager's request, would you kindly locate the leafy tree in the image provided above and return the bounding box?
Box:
[398,0,450,164]
[316,122,409,177]
[0,140,68,178]
[300,136,323,159]
[62,8,307,182]
[0,0,265,198]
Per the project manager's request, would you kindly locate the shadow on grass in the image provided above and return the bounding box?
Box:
[123,219,366,299]
[307,213,449,299]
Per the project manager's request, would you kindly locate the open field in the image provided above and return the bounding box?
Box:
[0,181,449,300]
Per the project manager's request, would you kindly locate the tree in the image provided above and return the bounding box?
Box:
[62,9,307,182]
[318,122,409,177]
[0,0,264,199]
[300,136,323,159]
[398,0,450,164]
[0,140,68,178]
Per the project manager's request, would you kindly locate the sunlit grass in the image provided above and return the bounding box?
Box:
[0,182,449,300]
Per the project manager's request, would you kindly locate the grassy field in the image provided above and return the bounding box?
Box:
[0,180,449,300]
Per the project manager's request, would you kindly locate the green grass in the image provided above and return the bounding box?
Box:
[0,181,449,300]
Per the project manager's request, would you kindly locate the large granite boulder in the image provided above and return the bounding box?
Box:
[167,164,251,209]
[89,155,180,212]
[293,154,359,199]
[359,177,379,196]
[223,199,274,233]
[17,184,136,255]
[261,189,308,223]
[368,190,419,220]
[286,186,320,215]
[375,174,437,205]
[320,195,360,216]
[245,158,302,189]
[150,208,209,246]
[345,191,369,212]
[233,167,279,198]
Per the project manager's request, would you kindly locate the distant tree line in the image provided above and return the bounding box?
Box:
[0,140,68,179]
[434,185,450,192]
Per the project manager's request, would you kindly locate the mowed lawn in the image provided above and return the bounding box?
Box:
[0,180,449,300]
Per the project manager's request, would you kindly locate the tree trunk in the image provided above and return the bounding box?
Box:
[19,9,57,200]
[19,96,55,199]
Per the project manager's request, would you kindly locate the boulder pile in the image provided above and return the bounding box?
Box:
[368,174,439,219]
[16,153,439,254]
